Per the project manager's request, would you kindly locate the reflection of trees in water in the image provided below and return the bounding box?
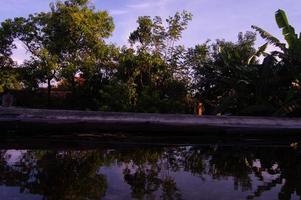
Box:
[272,149,301,200]
[0,146,300,199]
[242,147,301,200]
[113,148,182,199]
[114,146,301,200]
[208,147,254,191]
[0,150,108,200]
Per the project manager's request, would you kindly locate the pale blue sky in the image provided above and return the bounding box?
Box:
[1,0,300,63]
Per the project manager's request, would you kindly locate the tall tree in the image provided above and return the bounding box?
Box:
[11,0,115,107]
[0,20,20,92]
[45,0,115,94]
[118,11,192,113]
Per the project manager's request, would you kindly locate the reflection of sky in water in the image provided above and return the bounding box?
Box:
[100,165,286,200]
[0,146,300,200]
[0,186,42,200]
[4,150,27,165]
[101,166,132,200]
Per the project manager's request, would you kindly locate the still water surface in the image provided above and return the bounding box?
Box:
[0,144,300,200]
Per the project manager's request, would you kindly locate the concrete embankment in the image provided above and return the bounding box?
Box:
[1,107,301,139]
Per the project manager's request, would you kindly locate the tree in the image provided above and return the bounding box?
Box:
[191,32,261,115]
[45,0,115,94]
[0,20,21,92]
[118,11,193,113]
[12,14,60,105]
[10,0,115,108]
[252,9,301,66]
[252,9,301,116]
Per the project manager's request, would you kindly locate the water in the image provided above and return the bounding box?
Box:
[0,144,300,200]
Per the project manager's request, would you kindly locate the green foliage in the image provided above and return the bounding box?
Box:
[275,9,297,48]
[0,68,21,92]
[0,20,21,92]
[253,9,301,65]
[191,32,260,115]
[44,0,115,93]
[189,10,301,116]
[129,11,192,57]
[251,25,286,52]
[0,4,300,116]
[251,9,301,116]
[120,11,193,113]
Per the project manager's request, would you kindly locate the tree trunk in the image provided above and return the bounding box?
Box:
[47,78,51,108]
[71,76,76,96]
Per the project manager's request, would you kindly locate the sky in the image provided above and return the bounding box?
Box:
[0,0,300,64]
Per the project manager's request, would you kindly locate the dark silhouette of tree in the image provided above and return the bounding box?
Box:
[0,150,108,200]
[252,9,301,116]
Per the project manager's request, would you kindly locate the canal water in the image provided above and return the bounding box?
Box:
[0,144,300,200]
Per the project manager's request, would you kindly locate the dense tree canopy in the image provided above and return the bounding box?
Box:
[0,20,21,92]
[0,1,300,116]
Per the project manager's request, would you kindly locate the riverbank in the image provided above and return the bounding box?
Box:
[1,107,301,139]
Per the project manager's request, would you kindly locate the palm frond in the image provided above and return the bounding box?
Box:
[251,25,286,51]
[275,9,289,29]
[275,9,298,48]
[248,43,268,65]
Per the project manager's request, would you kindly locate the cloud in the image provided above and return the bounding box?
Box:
[110,9,129,16]
[126,0,172,11]
[127,3,151,9]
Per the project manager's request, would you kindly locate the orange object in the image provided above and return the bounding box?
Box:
[197,102,203,116]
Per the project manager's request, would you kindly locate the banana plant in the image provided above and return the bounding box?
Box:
[247,43,268,65]
[252,9,301,116]
[252,9,301,65]
[275,10,299,48]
